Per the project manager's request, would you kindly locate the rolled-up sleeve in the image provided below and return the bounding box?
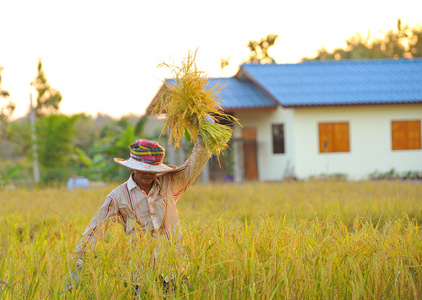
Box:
[166,138,211,202]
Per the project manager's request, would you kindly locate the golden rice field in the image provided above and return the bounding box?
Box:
[0,181,421,299]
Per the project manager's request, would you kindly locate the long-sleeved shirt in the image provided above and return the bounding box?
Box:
[74,140,210,263]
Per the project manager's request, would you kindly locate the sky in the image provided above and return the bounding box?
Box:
[1,0,421,120]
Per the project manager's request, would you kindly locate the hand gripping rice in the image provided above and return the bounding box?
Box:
[152,50,239,157]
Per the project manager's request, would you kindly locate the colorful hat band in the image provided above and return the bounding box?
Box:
[129,140,165,166]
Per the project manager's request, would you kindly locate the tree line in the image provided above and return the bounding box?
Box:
[220,18,422,67]
[304,19,422,60]
[1,19,421,187]
[0,60,162,186]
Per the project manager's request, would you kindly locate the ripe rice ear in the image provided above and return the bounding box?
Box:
[152,50,240,156]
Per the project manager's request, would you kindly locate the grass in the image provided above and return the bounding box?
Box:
[0,181,421,299]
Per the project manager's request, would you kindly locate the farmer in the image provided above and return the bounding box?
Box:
[63,120,212,295]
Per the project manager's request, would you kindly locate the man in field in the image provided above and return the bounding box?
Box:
[63,125,212,295]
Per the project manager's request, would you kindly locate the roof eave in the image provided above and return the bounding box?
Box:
[223,105,277,113]
[283,101,422,108]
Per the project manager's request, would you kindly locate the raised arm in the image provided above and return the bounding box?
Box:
[167,136,211,202]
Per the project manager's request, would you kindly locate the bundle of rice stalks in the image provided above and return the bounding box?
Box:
[152,50,239,157]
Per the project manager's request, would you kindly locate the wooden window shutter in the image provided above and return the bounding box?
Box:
[406,120,421,149]
[333,122,350,152]
[319,123,333,153]
[392,121,407,150]
[392,120,421,150]
[319,122,350,153]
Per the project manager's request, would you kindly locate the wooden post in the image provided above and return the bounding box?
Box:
[30,93,40,183]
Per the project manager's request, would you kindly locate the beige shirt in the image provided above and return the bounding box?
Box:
[74,141,210,263]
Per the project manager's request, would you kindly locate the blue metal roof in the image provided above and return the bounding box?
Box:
[164,77,277,110]
[239,59,422,106]
[207,78,277,109]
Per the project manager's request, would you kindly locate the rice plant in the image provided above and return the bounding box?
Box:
[0,181,421,299]
[152,50,239,157]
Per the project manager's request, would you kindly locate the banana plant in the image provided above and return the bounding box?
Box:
[74,115,160,181]
[0,165,21,189]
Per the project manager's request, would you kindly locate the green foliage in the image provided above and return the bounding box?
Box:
[97,124,135,181]
[247,34,278,63]
[0,156,33,187]
[72,113,97,152]
[76,115,154,181]
[410,26,422,57]
[309,173,348,181]
[305,19,422,60]
[36,114,78,183]
[8,121,32,155]
[0,121,34,183]
[134,114,148,137]
[0,165,21,188]
[221,34,278,69]
[369,168,422,180]
[3,112,157,185]
[75,148,93,168]
[30,59,62,118]
[0,67,15,136]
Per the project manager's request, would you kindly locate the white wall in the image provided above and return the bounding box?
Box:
[234,107,295,181]
[293,105,422,180]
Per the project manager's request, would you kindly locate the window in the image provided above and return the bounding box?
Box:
[391,120,421,150]
[272,124,285,154]
[319,122,350,153]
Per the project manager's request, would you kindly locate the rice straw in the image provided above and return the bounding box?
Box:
[152,50,240,157]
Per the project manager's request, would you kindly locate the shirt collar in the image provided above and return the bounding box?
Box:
[127,172,160,191]
[127,173,138,191]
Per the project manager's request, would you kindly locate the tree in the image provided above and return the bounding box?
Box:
[247,34,278,64]
[36,114,77,183]
[72,113,98,152]
[75,115,154,181]
[409,24,422,57]
[0,67,15,131]
[30,59,62,118]
[220,34,279,69]
[304,19,422,61]
[220,56,231,69]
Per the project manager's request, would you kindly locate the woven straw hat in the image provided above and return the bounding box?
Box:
[114,139,176,173]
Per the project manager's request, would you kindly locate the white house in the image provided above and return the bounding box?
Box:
[148,59,422,181]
